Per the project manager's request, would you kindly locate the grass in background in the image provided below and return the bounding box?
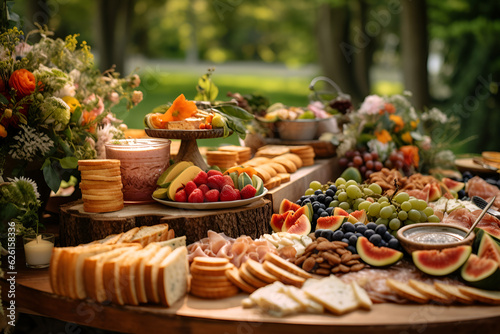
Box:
[113,72,313,146]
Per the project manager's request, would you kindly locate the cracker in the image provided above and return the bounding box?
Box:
[80,168,121,177]
[245,259,279,284]
[79,181,123,190]
[226,268,257,294]
[259,164,277,177]
[253,167,271,182]
[81,193,124,201]
[190,278,235,288]
[280,153,303,168]
[193,257,230,267]
[238,262,269,288]
[190,284,239,299]
[190,263,235,276]
[262,261,305,288]
[276,173,290,183]
[264,253,313,279]
[266,162,287,174]
[264,176,281,190]
[78,159,120,167]
[271,158,297,173]
[83,201,124,213]
[386,279,429,304]
[80,175,122,182]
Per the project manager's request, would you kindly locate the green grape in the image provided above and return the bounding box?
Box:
[358,201,371,212]
[335,190,342,196]
[401,201,412,212]
[423,207,434,217]
[368,183,383,195]
[361,188,372,197]
[391,230,399,237]
[419,211,427,222]
[368,202,381,216]
[329,200,340,208]
[305,188,315,196]
[309,181,322,190]
[389,218,401,231]
[390,212,398,220]
[353,198,365,210]
[335,177,347,187]
[398,210,408,220]
[345,180,358,187]
[337,184,346,190]
[378,196,389,203]
[376,217,389,226]
[380,201,391,208]
[346,185,363,199]
[394,192,410,204]
[379,206,393,219]
[404,219,416,225]
[408,209,421,221]
[339,201,350,210]
[410,199,427,211]
[338,192,348,202]
[428,215,440,222]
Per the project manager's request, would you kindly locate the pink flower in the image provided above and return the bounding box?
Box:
[108,91,120,105]
[420,135,432,150]
[307,101,329,119]
[130,74,141,88]
[84,93,104,116]
[14,42,32,58]
[358,95,385,115]
[132,90,143,105]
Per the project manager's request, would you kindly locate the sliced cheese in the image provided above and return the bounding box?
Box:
[302,276,360,315]
[158,246,189,307]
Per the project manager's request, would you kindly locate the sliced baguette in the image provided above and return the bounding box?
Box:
[102,249,139,305]
[262,260,306,287]
[264,252,313,279]
[129,223,170,246]
[242,259,278,284]
[386,279,429,304]
[134,243,163,304]
[158,246,189,307]
[116,227,140,244]
[144,246,173,303]
[156,236,186,250]
[434,282,474,304]
[408,279,451,304]
[458,286,500,305]
[302,276,360,315]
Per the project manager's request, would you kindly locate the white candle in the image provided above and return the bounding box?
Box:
[24,234,54,266]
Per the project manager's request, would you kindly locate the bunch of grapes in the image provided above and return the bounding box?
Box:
[384,151,406,172]
[338,150,383,180]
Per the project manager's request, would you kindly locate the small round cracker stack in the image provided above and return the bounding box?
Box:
[189,257,240,299]
[218,146,251,164]
[290,145,315,166]
[206,151,238,169]
[78,159,124,213]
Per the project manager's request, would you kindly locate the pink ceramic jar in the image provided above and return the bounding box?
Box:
[105,138,171,203]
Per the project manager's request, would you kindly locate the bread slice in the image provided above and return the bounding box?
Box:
[144,246,173,303]
[129,224,170,246]
[120,243,161,305]
[302,276,360,315]
[156,236,186,250]
[408,279,451,304]
[386,279,429,304]
[458,286,500,305]
[116,227,140,244]
[245,259,279,284]
[239,262,269,288]
[158,246,189,307]
[264,252,313,279]
[434,282,474,304]
[84,245,141,302]
[49,247,68,295]
[102,249,139,305]
[262,260,306,287]
[134,243,163,304]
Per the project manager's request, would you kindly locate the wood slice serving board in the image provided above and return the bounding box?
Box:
[59,198,272,246]
[2,268,499,334]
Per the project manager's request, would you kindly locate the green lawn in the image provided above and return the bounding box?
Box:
[113,72,313,146]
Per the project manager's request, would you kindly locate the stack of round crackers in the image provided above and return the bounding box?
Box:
[189,257,239,299]
[205,151,238,169]
[290,145,315,166]
[218,146,251,164]
[78,159,124,213]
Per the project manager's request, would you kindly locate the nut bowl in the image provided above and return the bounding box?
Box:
[275,119,319,141]
[397,223,475,254]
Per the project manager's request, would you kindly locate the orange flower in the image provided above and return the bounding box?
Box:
[379,102,396,115]
[375,129,392,144]
[159,94,197,124]
[401,131,413,144]
[389,114,404,132]
[81,110,97,133]
[0,124,7,138]
[400,145,419,168]
[410,119,419,129]
[9,69,37,98]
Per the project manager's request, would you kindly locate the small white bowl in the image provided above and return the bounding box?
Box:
[275,119,319,141]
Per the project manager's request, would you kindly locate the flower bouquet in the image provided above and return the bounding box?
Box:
[0,25,142,195]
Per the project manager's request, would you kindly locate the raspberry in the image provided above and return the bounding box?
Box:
[188,188,204,203]
[193,171,208,186]
[207,175,225,191]
[174,189,187,202]
[184,181,197,196]
[204,189,220,202]
[222,175,235,188]
[240,184,257,199]
[220,184,240,202]
[198,184,210,194]
[207,169,223,177]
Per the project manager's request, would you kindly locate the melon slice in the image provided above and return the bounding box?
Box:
[461,254,500,290]
[316,216,346,231]
[333,207,350,217]
[270,211,292,233]
[412,245,472,276]
[356,237,403,267]
[477,233,500,265]
[279,199,300,214]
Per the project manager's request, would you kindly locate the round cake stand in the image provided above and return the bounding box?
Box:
[145,128,228,170]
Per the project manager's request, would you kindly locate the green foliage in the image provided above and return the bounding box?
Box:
[195,68,219,101]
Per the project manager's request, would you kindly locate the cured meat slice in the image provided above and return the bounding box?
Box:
[466,176,500,203]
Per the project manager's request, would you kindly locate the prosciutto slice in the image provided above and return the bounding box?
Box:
[466,176,500,207]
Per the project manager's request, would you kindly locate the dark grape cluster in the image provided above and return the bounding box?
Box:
[338,150,383,180]
[315,221,401,255]
[296,184,337,230]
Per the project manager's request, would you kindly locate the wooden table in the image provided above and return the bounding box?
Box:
[2,263,500,334]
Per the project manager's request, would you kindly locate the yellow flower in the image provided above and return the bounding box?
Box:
[62,96,81,113]
[411,119,420,129]
[389,114,404,132]
[0,124,7,138]
[375,129,392,144]
[401,131,413,144]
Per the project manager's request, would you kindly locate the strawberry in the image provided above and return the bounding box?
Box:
[188,188,204,203]
[174,189,187,202]
[198,184,210,194]
[204,189,220,202]
[207,169,223,177]
[184,181,197,196]
[207,175,225,191]
[240,184,257,199]
[193,171,208,186]
[222,175,235,188]
[220,184,240,202]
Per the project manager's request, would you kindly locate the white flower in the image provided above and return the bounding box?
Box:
[358,95,385,115]
[96,123,120,159]
[7,176,40,199]
[69,69,81,83]
[14,42,32,58]
[420,135,432,150]
[54,83,76,98]
[132,90,143,105]
[40,96,71,131]
[422,107,447,124]
[108,91,120,105]
[8,125,54,161]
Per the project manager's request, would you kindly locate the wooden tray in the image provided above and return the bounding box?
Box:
[455,158,498,174]
[2,268,500,334]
